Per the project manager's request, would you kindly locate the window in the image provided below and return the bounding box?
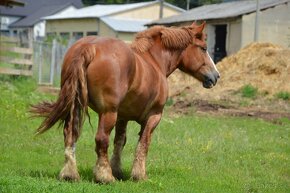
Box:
[72,32,83,40]
[46,32,56,41]
[60,32,70,40]
[86,31,98,36]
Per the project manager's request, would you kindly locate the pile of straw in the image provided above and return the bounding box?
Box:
[169,42,290,98]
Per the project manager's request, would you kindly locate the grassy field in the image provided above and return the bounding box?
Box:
[0,77,289,193]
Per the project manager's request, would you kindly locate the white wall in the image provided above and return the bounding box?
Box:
[242,2,290,48]
[227,19,242,55]
[33,21,46,40]
[206,24,215,58]
[0,15,21,32]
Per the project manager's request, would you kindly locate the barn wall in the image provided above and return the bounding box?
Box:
[117,32,135,42]
[227,19,242,55]
[99,20,117,38]
[242,2,290,48]
[46,18,98,38]
[205,19,241,57]
[205,24,215,58]
[99,20,136,42]
[111,4,181,20]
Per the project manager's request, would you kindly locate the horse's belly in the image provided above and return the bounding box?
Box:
[117,88,167,122]
[117,96,149,121]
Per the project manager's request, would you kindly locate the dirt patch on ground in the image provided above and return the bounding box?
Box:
[37,85,60,95]
[169,98,290,124]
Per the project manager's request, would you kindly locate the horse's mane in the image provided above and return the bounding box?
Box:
[131,25,194,53]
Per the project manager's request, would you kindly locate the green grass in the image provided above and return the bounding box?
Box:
[276,91,290,101]
[0,77,290,193]
[240,84,258,98]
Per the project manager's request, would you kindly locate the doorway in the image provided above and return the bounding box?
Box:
[214,24,227,63]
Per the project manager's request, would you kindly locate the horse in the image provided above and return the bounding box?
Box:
[31,22,220,183]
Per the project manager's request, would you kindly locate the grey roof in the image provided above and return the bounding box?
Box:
[101,17,149,33]
[9,4,74,27]
[0,0,83,17]
[149,0,290,25]
[44,1,184,20]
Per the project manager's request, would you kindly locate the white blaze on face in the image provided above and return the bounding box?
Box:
[207,51,220,76]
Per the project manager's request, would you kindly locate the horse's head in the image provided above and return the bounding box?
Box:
[179,22,220,89]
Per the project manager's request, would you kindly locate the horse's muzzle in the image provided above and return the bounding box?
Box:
[202,72,220,89]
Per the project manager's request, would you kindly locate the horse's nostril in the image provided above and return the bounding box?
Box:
[215,71,220,79]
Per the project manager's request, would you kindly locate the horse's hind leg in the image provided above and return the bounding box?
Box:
[94,112,117,183]
[131,113,162,181]
[110,119,127,179]
[59,116,80,181]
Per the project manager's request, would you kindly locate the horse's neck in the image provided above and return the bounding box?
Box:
[147,47,182,77]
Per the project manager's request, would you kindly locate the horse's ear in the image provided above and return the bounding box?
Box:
[191,22,197,27]
[197,21,206,33]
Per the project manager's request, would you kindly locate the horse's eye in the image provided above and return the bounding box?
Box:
[200,47,207,52]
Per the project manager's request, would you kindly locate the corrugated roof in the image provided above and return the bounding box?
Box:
[149,0,290,25]
[44,1,184,20]
[101,17,149,32]
[0,0,83,17]
[9,4,75,27]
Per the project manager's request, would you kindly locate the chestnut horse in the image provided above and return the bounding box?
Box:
[31,22,219,183]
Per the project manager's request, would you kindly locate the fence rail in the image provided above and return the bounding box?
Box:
[0,67,33,76]
[0,37,33,76]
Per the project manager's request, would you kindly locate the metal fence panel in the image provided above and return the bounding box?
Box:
[33,39,69,87]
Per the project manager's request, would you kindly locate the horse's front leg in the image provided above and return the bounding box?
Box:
[131,113,162,181]
[59,116,80,181]
[94,112,117,183]
[110,119,128,180]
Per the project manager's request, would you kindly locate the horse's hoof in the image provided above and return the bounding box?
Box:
[113,172,124,180]
[94,165,115,184]
[95,174,115,184]
[112,169,124,180]
[131,173,148,181]
[131,165,147,181]
[59,172,80,182]
[59,166,80,182]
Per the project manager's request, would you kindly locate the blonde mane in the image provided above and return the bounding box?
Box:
[131,25,194,53]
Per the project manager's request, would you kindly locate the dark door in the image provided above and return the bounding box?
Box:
[214,25,227,63]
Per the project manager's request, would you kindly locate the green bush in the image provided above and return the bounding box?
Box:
[240,84,258,98]
[276,91,290,100]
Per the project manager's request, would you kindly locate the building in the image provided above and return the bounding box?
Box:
[0,0,83,42]
[149,0,290,62]
[43,1,184,42]
[0,0,24,7]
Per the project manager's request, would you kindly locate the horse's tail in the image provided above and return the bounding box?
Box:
[31,43,95,136]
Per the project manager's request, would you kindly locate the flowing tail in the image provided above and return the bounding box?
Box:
[30,43,95,137]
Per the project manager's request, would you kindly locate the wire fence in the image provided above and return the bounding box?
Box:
[33,39,74,87]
